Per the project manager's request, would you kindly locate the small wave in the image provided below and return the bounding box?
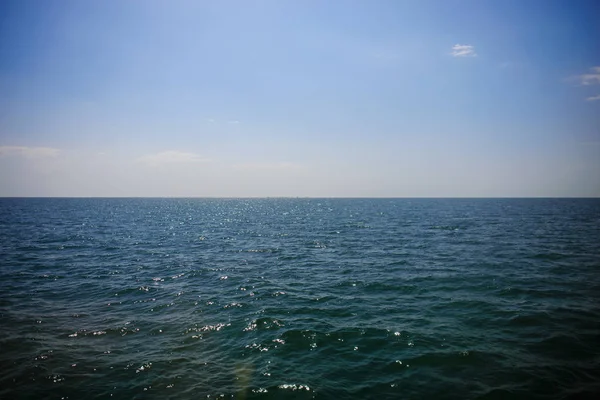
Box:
[241,248,280,254]
[243,317,284,332]
[530,252,569,261]
[277,383,312,391]
[429,225,462,231]
[363,281,419,294]
[184,322,230,336]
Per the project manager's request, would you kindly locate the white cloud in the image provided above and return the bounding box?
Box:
[0,146,60,158]
[586,94,600,101]
[136,151,210,166]
[451,44,476,57]
[576,66,600,85]
[227,120,240,124]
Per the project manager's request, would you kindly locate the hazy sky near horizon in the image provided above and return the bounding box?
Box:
[1,0,599,197]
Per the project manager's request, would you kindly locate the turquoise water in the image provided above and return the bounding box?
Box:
[1,198,599,399]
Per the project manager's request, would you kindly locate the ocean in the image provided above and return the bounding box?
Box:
[1,198,599,399]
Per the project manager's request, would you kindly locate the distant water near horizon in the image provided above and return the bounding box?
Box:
[1,198,599,399]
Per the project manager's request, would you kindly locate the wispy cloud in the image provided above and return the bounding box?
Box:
[0,146,60,158]
[570,67,600,101]
[227,120,240,124]
[136,151,210,166]
[575,66,600,86]
[451,44,476,57]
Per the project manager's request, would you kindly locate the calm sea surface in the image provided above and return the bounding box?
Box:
[1,198,599,399]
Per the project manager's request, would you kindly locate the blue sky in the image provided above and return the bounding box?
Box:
[1,0,599,197]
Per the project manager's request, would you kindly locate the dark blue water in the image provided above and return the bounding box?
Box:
[1,198,599,399]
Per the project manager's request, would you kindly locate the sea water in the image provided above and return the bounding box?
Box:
[1,198,599,399]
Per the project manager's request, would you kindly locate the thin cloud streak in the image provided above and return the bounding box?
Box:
[451,44,476,57]
[0,146,60,158]
[575,66,600,85]
[586,94,600,101]
[136,151,210,166]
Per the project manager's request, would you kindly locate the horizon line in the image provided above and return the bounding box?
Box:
[1,196,599,200]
